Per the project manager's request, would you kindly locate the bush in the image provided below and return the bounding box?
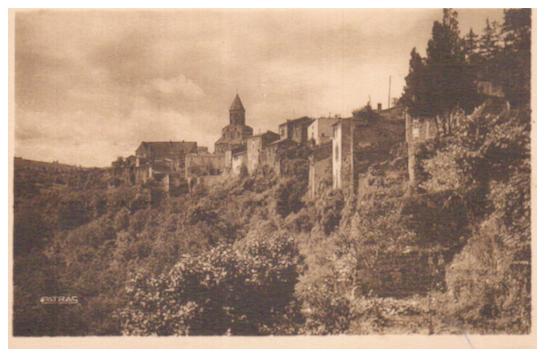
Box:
[119,227,303,335]
[296,243,353,335]
[316,189,344,235]
[274,178,306,217]
[444,218,530,333]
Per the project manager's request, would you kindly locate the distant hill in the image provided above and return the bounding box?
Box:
[14,157,104,170]
[14,157,110,199]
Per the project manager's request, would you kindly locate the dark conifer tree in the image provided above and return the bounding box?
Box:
[498,9,531,107]
[400,48,432,118]
[425,9,478,134]
[463,28,481,65]
[479,19,500,60]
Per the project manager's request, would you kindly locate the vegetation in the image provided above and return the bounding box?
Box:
[401,9,531,133]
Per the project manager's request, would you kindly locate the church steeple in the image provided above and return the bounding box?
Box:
[229,94,245,125]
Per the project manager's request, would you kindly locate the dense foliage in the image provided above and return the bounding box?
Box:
[120,224,302,335]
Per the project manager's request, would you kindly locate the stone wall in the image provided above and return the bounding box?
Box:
[308,141,332,198]
[231,151,247,176]
[262,139,299,176]
[185,153,224,177]
[405,113,438,189]
[188,173,227,193]
[332,119,354,193]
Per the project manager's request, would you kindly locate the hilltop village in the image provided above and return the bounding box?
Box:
[111,83,504,200]
[111,94,413,197]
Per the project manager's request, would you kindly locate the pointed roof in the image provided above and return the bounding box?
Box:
[230,94,245,112]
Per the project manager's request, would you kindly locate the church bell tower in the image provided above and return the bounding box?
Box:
[229,94,245,126]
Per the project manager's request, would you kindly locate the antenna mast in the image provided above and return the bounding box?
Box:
[388,75,392,109]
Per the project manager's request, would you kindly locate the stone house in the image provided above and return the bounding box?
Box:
[246,130,281,174]
[214,94,254,154]
[278,117,313,144]
[135,141,198,184]
[230,146,248,176]
[262,138,299,176]
[307,117,337,145]
[308,141,332,199]
[332,111,405,195]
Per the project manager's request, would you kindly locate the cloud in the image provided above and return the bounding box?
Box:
[15,100,220,167]
[148,75,205,99]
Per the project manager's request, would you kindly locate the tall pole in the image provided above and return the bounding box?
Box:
[388,75,392,109]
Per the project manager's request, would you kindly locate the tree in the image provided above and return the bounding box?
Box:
[497,9,531,107]
[400,48,432,118]
[463,28,481,65]
[479,19,500,61]
[425,9,479,134]
[502,9,531,51]
[401,9,480,135]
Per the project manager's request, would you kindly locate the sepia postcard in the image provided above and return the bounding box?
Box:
[8,7,537,348]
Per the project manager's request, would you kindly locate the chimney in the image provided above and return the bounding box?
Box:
[377,103,382,111]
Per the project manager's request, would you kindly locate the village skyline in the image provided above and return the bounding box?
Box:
[14,8,504,167]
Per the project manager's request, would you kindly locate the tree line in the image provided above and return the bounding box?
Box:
[400,9,531,135]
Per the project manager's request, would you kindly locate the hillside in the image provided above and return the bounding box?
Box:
[12,98,531,336]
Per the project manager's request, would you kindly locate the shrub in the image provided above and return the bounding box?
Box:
[274,178,306,217]
[119,227,303,335]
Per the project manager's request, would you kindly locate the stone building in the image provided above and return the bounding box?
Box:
[185,152,225,192]
[185,152,224,178]
[246,130,281,174]
[231,146,248,176]
[262,138,299,176]
[308,141,332,198]
[332,110,405,195]
[307,117,337,145]
[214,94,254,154]
[278,117,313,144]
[135,141,198,184]
[111,155,136,185]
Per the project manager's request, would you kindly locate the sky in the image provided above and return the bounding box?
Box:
[14,8,504,167]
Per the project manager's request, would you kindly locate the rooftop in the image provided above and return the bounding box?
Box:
[138,141,197,156]
[230,94,245,112]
